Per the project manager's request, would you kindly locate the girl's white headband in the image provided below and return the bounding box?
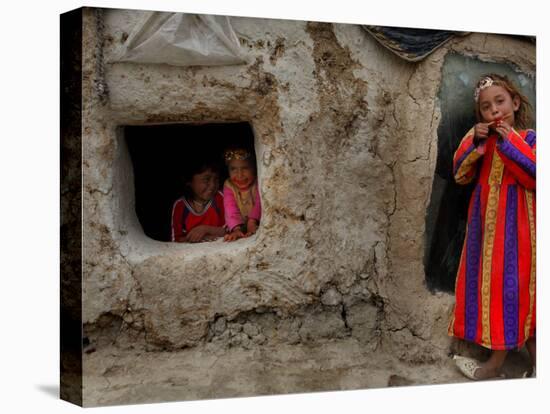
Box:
[474,76,494,102]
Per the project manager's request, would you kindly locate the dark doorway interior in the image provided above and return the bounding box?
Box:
[125,122,256,242]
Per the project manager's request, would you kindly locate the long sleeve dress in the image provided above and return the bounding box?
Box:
[448,127,536,350]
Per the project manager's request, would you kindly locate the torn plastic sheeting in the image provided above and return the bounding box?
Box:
[112,12,249,67]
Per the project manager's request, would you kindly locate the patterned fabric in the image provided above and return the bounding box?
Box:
[448,128,536,350]
[171,192,225,241]
[362,27,534,63]
[362,26,462,62]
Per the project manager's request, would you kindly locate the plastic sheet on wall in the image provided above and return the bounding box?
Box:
[112,12,248,67]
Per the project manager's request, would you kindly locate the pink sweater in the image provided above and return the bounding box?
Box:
[223,181,262,231]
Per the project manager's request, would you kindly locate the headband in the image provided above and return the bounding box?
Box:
[224,148,251,164]
[474,76,494,102]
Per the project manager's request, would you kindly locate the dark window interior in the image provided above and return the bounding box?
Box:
[125,122,255,242]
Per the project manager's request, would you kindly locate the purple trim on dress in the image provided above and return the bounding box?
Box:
[454,144,475,176]
[525,130,536,148]
[498,139,536,178]
[503,185,519,349]
[465,185,482,342]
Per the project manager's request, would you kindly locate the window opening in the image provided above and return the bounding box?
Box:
[125,122,256,242]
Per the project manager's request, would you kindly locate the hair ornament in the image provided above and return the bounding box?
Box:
[224,148,251,163]
[474,76,495,102]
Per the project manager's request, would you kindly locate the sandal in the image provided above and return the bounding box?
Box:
[453,355,505,381]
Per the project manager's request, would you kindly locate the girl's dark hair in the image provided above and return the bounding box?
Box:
[474,73,534,129]
[181,158,221,199]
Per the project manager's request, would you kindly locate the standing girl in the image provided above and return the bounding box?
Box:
[449,74,536,380]
[222,148,262,242]
[171,160,226,243]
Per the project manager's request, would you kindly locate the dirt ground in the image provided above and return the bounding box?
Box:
[82,337,534,407]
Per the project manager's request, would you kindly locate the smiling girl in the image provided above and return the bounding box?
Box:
[171,160,226,243]
[222,147,262,242]
[449,74,536,380]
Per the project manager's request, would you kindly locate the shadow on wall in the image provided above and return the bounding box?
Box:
[424,53,536,292]
[125,122,256,241]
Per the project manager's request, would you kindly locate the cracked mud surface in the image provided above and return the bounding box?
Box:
[82,338,533,407]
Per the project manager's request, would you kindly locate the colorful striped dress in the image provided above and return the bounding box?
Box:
[448,127,536,350]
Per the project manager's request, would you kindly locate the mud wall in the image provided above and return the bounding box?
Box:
[80,8,536,363]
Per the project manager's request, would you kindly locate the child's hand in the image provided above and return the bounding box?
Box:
[224,229,245,242]
[175,234,187,243]
[185,226,209,243]
[494,120,512,139]
[474,122,490,142]
[245,218,258,236]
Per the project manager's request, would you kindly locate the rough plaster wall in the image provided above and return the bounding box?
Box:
[81,8,535,365]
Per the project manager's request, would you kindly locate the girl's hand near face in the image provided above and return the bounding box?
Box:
[474,122,495,154]
[474,122,490,143]
[495,120,512,139]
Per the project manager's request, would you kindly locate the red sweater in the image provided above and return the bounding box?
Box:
[171,192,225,241]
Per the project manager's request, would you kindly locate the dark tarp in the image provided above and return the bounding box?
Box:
[363,26,535,62]
[363,26,465,62]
